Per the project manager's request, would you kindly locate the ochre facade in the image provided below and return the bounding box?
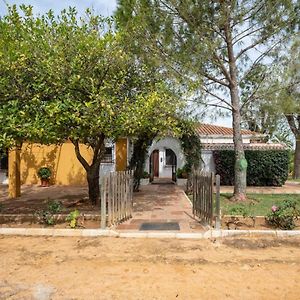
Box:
[8,139,128,191]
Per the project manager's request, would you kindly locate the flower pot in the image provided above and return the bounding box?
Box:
[40,178,50,187]
[140,178,149,185]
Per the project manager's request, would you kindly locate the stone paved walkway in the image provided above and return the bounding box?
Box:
[116,183,205,232]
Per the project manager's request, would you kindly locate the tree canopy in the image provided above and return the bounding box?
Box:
[116,0,299,200]
[0,5,184,203]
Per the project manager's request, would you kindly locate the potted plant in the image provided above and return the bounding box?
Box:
[176,166,189,186]
[140,171,150,185]
[37,167,52,187]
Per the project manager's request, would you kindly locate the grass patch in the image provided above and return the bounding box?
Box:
[288,177,300,183]
[220,194,300,216]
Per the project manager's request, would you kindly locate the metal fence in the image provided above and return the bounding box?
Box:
[100,170,134,229]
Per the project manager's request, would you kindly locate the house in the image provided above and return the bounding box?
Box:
[3,123,286,197]
[145,123,286,180]
[4,138,132,198]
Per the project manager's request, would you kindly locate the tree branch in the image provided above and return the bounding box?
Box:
[71,139,90,171]
[201,87,234,110]
[286,114,300,136]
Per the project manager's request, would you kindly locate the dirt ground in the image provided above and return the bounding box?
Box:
[1,236,300,300]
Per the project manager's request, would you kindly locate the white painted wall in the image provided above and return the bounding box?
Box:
[99,140,115,178]
[201,150,215,173]
[145,137,185,178]
[199,135,251,144]
[0,170,8,184]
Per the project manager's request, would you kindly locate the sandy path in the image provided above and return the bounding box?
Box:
[0,236,300,299]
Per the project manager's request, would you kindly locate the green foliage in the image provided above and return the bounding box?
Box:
[220,193,300,217]
[116,0,298,198]
[227,204,249,217]
[37,167,52,180]
[36,200,62,226]
[47,200,62,214]
[35,199,62,226]
[142,171,149,179]
[266,199,300,230]
[213,150,289,186]
[66,210,80,228]
[176,165,189,179]
[0,5,184,203]
[178,122,202,173]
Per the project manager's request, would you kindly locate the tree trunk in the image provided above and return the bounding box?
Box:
[232,99,247,201]
[71,136,105,205]
[87,164,101,205]
[224,16,247,201]
[294,136,300,179]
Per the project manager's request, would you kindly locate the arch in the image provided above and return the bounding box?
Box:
[149,147,178,182]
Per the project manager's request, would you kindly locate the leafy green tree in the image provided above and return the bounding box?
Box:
[281,40,300,179]
[272,38,300,178]
[0,5,60,150]
[116,0,299,200]
[0,6,182,204]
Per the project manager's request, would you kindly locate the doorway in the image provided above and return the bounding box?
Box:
[149,148,177,183]
[150,150,159,178]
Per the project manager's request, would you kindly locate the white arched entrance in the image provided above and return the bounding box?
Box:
[145,137,186,181]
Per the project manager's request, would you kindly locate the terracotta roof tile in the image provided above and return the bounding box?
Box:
[196,123,256,136]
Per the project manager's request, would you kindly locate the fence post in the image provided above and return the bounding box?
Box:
[215,174,221,230]
[101,177,107,229]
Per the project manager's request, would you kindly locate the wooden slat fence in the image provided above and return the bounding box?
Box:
[192,172,214,225]
[101,170,134,229]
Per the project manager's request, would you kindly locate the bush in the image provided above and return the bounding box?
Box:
[35,199,62,226]
[213,150,289,186]
[37,167,52,179]
[266,199,300,230]
[66,209,80,228]
[142,171,149,179]
[176,165,189,178]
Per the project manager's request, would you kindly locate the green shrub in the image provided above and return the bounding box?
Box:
[213,150,289,186]
[176,165,189,178]
[66,209,80,228]
[35,200,62,226]
[47,200,62,214]
[37,167,52,179]
[142,171,149,179]
[266,199,300,230]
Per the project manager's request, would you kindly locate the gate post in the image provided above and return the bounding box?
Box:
[101,177,107,229]
[215,174,221,230]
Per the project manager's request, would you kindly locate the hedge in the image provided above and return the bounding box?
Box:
[213,150,289,186]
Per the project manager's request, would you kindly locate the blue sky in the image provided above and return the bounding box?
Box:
[0,0,117,17]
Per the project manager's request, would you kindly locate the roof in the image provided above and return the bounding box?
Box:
[195,123,256,136]
[201,143,287,151]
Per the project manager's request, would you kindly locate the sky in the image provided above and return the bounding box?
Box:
[0,0,117,17]
[0,0,232,128]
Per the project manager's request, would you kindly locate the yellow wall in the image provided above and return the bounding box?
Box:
[116,138,128,171]
[20,142,93,186]
[17,139,128,186]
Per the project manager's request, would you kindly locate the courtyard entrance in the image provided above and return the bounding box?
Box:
[116,183,205,232]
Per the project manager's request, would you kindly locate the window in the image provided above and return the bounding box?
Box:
[165,149,176,166]
[102,147,113,163]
